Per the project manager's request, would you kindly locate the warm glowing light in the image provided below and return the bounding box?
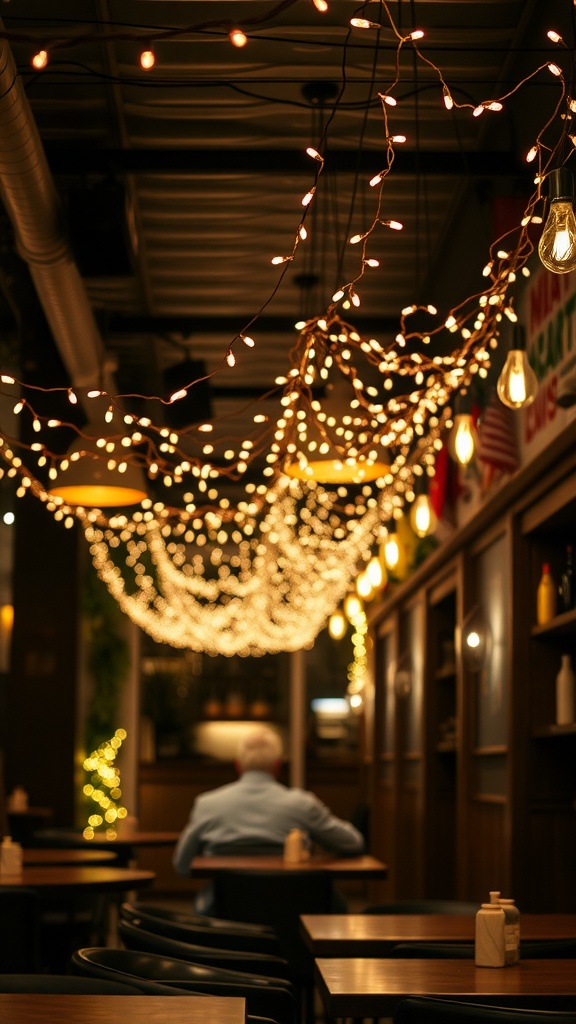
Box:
[409,493,437,539]
[140,49,155,69]
[497,350,539,409]
[539,168,576,273]
[344,592,363,622]
[31,50,48,70]
[229,28,248,48]
[328,609,347,639]
[449,413,476,467]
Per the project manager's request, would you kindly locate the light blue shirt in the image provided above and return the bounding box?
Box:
[173,770,365,875]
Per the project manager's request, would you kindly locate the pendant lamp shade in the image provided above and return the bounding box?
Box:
[48,426,148,507]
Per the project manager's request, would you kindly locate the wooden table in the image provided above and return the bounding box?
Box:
[315,957,576,1018]
[190,853,388,879]
[0,864,155,892]
[301,913,576,955]
[0,993,245,1024]
[23,848,118,866]
[33,829,179,867]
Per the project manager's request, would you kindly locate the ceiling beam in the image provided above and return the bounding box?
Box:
[46,147,528,178]
[107,313,401,335]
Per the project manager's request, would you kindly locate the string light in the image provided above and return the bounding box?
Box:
[139,49,155,69]
[229,28,248,48]
[82,729,128,840]
[0,6,569,657]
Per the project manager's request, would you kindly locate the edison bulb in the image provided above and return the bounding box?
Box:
[383,532,400,570]
[497,349,538,409]
[409,494,437,538]
[366,554,385,589]
[343,592,363,622]
[356,569,374,601]
[539,168,576,274]
[328,609,347,640]
[449,413,476,466]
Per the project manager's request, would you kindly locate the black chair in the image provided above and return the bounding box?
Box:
[71,947,298,1024]
[121,901,282,955]
[363,900,479,915]
[389,940,576,959]
[0,973,142,993]
[0,888,41,972]
[118,916,292,978]
[394,997,576,1024]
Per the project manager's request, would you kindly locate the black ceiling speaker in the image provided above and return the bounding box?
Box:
[66,179,134,277]
[162,359,213,428]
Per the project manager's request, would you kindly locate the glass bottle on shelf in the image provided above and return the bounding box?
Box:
[559,544,574,613]
[537,563,556,625]
[556,654,575,726]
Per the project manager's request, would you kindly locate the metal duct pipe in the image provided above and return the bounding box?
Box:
[0,31,113,394]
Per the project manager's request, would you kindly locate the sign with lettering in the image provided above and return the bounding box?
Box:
[518,262,576,461]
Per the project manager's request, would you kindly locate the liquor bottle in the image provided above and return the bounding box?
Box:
[556,654,575,726]
[537,563,556,625]
[559,544,575,613]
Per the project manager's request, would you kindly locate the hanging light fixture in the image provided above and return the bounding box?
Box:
[538,167,576,274]
[381,520,400,571]
[448,394,477,467]
[409,475,437,539]
[496,324,538,410]
[48,422,148,507]
[328,608,347,639]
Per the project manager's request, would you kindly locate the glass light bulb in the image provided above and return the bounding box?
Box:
[449,413,476,466]
[344,592,363,621]
[383,534,400,570]
[538,200,576,273]
[497,350,539,409]
[356,569,374,600]
[366,555,385,589]
[328,609,347,640]
[409,494,437,538]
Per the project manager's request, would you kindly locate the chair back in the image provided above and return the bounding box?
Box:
[394,997,576,1024]
[118,917,291,978]
[213,868,333,978]
[120,901,281,954]
[71,946,297,1024]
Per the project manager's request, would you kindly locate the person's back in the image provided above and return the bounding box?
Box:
[173,725,365,875]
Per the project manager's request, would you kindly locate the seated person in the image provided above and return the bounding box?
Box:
[173,725,365,911]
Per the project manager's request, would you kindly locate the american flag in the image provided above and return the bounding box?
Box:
[477,393,520,479]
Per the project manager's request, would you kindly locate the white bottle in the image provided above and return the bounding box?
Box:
[0,835,23,875]
[475,890,506,967]
[556,654,575,726]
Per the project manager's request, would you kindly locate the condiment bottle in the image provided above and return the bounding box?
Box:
[0,835,23,875]
[283,828,304,863]
[537,563,556,625]
[475,890,506,967]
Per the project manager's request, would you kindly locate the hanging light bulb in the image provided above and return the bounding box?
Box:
[343,592,363,622]
[497,325,539,409]
[328,609,347,640]
[366,554,385,590]
[381,521,400,570]
[538,167,576,274]
[409,490,437,539]
[356,568,374,601]
[448,412,477,466]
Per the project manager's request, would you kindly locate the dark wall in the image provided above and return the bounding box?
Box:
[3,492,79,824]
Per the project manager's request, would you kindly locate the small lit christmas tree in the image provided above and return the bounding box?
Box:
[82,728,128,840]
